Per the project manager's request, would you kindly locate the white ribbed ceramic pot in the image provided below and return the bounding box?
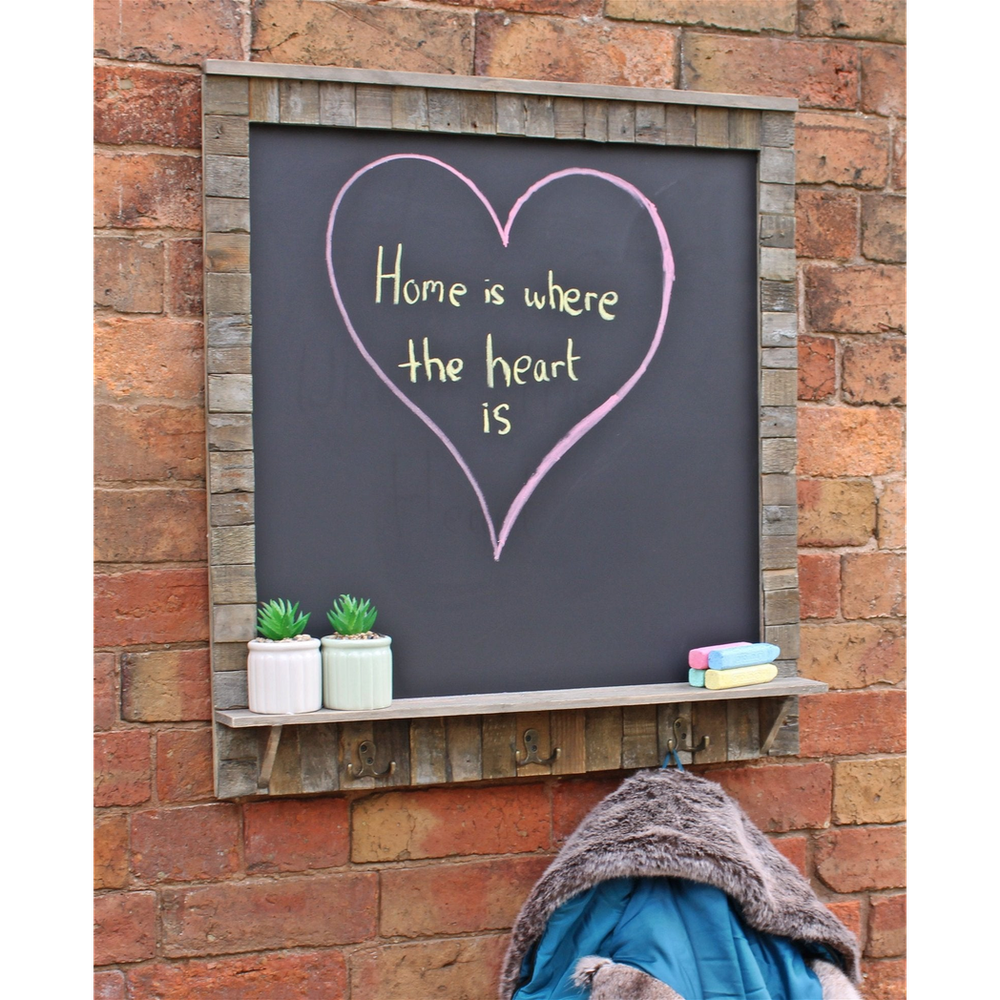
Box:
[247,637,322,714]
[321,634,392,710]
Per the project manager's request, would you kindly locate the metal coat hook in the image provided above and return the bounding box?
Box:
[516,728,561,767]
[348,739,395,779]
[666,718,710,759]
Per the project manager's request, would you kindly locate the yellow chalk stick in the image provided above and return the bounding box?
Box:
[704,664,778,690]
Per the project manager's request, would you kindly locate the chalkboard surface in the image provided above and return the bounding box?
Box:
[250,124,759,697]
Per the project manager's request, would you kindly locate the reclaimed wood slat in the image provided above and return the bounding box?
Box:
[204,75,249,116]
[341,721,377,790]
[206,233,250,272]
[763,567,798,591]
[696,107,729,147]
[205,155,249,199]
[208,413,253,452]
[320,81,356,126]
[209,492,254,527]
[761,438,796,474]
[461,91,497,134]
[691,700,728,763]
[211,525,255,565]
[760,214,795,249]
[279,80,320,124]
[765,624,799,659]
[729,109,761,149]
[495,93,525,135]
[759,147,795,184]
[205,115,250,156]
[760,279,795,312]
[760,247,795,282]
[213,669,248,710]
[634,102,666,145]
[428,89,463,133]
[665,105,696,145]
[210,563,256,604]
[607,102,635,142]
[762,503,797,534]
[205,273,251,315]
[409,717,448,785]
[207,346,252,375]
[213,603,255,643]
[764,588,799,626]
[760,369,797,407]
[760,407,796,439]
[206,197,250,234]
[760,183,795,214]
[356,84,393,129]
[554,97,586,139]
[761,111,795,147]
[211,642,247,672]
[446,716,483,783]
[208,374,253,413]
[515,711,555,777]
[268,726,304,795]
[761,312,796,347]
[761,474,796,507]
[759,697,792,755]
[481,714,518,779]
[726,699,761,760]
[760,534,797,571]
[249,78,279,122]
[217,759,258,798]
[583,99,609,142]
[585,707,623,771]
[622,705,659,768]
[761,347,797,370]
[550,711,586,776]
[524,95,556,138]
[375,718,412,787]
[208,314,251,348]
[298,723,341,793]
[392,86,428,131]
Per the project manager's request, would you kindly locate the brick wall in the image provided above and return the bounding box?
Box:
[94,2,905,998]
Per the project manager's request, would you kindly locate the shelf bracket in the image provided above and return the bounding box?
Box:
[760,697,794,756]
[257,725,283,793]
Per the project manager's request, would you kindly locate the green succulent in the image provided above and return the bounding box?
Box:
[326,594,378,636]
[256,599,310,640]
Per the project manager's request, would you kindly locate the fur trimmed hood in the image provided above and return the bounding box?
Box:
[499,767,861,1000]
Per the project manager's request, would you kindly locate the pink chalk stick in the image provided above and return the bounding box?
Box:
[688,641,751,670]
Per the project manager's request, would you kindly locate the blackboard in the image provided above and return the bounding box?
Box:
[249,123,760,698]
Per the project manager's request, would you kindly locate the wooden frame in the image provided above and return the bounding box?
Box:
[203,62,817,799]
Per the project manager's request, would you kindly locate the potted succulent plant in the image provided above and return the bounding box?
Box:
[247,599,322,714]
[321,595,392,710]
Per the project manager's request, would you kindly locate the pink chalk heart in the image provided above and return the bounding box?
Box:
[326,154,675,560]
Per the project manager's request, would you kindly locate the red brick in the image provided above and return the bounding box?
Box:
[867,893,906,957]
[861,44,906,117]
[842,551,905,618]
[861,958,906,1000]
[95,969,126,1000]
[245,797,350,872]
[94,890,157,965]
[800,0,906,43]
[94,568,209,647]
[380,856,551,938]
[351,784,549,862]
[798,478,876,547]
[95,0,247,64]
[861,193,906,263]
[815,825,905,892]
[95,488,207,564]
[94,152,201,230]
[799,621,906,689]
[877,480,905,549]
[708,763,831,832]
[132,804,240,882]
[796,112,890,189]
[95,812,129,890]
[798,406,904,477]
[834,758,906,825]
[796,189,858,260]
[799,552,840,619]
[95,731,151,807]
[552,774,624,843]
[827,899,863,943]
[685,35,859,110]
[95,237,164,314]
[476,12,676,88]
[94,403,206,483]
[771,835,808,877]
[94,651,118,730]
[94,316,204,404]
[253,0,473,74]
[798,336,836,402]
[123,649,212,724]
[607,0,796,32]
[127,950,349,1000]
[161,873,377,957]
[157,728,216,802]
[799,690,906,757]
[891,123,906,189]
[167,238,204,318]
[843,339,906,404]
[806,264,905,333]
[351,936,509,1000]
[447,0,599,12]
[94,65,202,147]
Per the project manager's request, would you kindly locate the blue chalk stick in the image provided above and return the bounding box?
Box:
[688,668,706,687]
[707,642,780,670]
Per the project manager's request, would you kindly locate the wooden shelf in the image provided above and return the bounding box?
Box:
[215,677,826,728]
